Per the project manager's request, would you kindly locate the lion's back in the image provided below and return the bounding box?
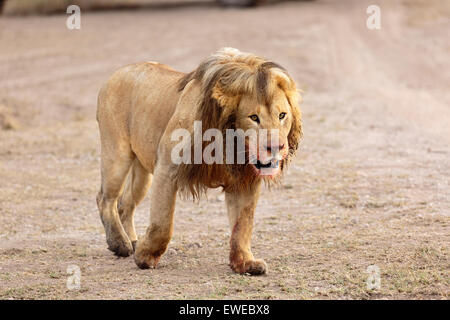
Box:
[97,62,185,172]
[97,62,183,120]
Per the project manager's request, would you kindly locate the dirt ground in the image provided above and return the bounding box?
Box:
[0,0,449,299]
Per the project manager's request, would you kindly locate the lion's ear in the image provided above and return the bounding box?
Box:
[286,88,303,154]
[196,83,239,131]
[212,84,241,110]
[211,84,240,127]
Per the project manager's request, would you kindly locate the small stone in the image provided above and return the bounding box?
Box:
[167,248,177,255]
[0,106,20,130]
[187,242,202,249]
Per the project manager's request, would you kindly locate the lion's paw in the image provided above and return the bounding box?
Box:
[107,237,134,257]
[231,259,267,275]
[134,246,161,269]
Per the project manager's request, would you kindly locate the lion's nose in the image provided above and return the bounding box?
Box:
[266,143,285,153]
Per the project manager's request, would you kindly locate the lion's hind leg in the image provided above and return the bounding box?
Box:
[118,158,152,251]
[97,141,135,257]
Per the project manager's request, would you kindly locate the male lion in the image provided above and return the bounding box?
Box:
[96,48,302,275]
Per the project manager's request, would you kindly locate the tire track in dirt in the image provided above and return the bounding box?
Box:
[325,0,450,143]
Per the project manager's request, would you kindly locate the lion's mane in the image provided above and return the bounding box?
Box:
[174,48,302,198]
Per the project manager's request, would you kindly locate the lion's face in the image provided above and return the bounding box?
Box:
[177,48,303,195]
[236,87,294,177]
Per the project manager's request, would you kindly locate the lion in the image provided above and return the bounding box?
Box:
[96,48,302,275]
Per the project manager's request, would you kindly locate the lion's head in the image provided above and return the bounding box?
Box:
[176,48,302,197]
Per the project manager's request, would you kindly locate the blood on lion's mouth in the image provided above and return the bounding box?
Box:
[252,159,280,177]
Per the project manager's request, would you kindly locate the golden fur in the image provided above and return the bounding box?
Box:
[96,48,302,274]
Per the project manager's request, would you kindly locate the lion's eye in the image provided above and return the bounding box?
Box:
[279,112,287,120]
[249,114,260,123]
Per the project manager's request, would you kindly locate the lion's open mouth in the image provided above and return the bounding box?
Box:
[254,159,278,169]
[252,159,280,177]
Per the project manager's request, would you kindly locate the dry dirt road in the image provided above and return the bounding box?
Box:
[0,0,449,299]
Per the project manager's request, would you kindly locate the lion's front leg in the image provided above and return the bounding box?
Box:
[225,181,267,275]
[134,164,177,269]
